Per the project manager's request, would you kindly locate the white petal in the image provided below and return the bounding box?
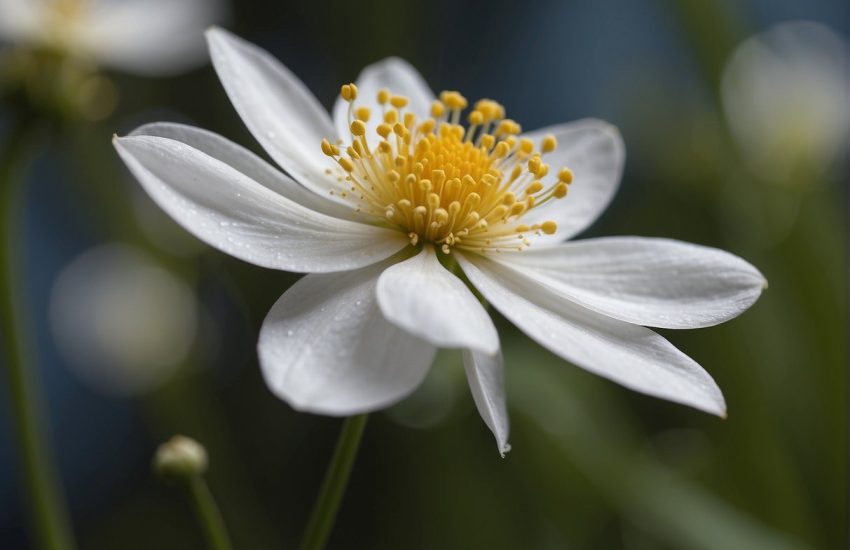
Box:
[114,134,407,273]
[376,246,498,354]
[206,28,343,202]
[130,122,353,219]
[494,237,767,329]
[457,253,726,416]
[258,262,437,415]
[79,0,226,75]
[463,348,510,456]
[521,119,625,243]
[0,0,41,44]
[332,57,436,144]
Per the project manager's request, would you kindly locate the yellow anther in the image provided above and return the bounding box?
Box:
[431,101,445,117]
[338,158,354,172]
[474,99,505,122]
[480,134,495,150]
[553,182,569,198]
[377,123,392,139]
[378,141,392,154]
[493,141,510,158]
[510,202,526,216]
[440,91,468,110]
[418,119,436,134]
[355,106,371,122]
[510,165,523,181]
[404,112,416,129]
[384,110,398,124]
[558,167,574,184]
[321,139,338,156]
[536,163,550,178]
[528,156,541,174]
[350,120,367,136]
[393,123,406,137]
[542,134,557,153]
[377,88,390,105]
[496,119,521,135]
[541,221,558,235]
[515,224,530,233]
[468,110,484,125]
[341,83,358,102]
[519,138,534,155]
[390,95,409,108]
[502,192,517,205]
[526,180,544,194]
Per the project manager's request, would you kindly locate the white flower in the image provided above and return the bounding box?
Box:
[721,20,850,186]
[0,0,226,75]
[113,28,766,454]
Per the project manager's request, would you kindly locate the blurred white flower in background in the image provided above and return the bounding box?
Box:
[50,244,199,396]
[721,21,849,186]
[0,0,226,75]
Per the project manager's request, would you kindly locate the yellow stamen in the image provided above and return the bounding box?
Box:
[341,83,358,102]
[321,86,575,252]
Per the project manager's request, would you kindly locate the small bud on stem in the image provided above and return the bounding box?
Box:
[153,435,208,480]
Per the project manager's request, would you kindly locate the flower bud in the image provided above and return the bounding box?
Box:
[153,435,208,480]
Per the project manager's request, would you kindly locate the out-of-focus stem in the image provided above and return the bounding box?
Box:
[187,475,234,550]
[0,116,76,549]
[299,414,369,550]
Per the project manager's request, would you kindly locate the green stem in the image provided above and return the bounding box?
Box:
[0,117,75,549]
[186,476,234,550]
[299,414,369,550]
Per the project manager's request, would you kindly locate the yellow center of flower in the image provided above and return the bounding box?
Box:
[42,0,88,49]
[321,84,574,253]
[49,0,87,19]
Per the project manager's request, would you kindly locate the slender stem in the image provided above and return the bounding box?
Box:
[186,476,234,550]
[0,117,75,549]
[299,414,369,550]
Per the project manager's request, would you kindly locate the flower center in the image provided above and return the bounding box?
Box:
[321,84,573,253]
[42,0,88,49]
[49,0,87,19]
